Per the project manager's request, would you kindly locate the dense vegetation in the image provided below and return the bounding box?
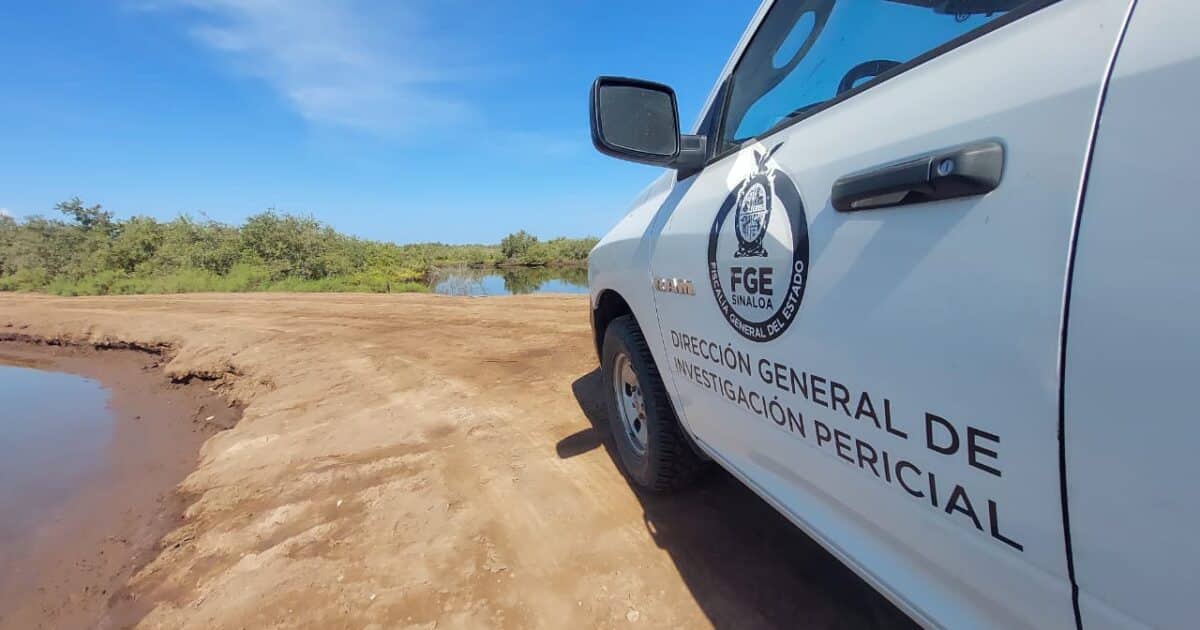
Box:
[0,199,597,296]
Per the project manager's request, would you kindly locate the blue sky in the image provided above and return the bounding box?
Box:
[0,1,757,243]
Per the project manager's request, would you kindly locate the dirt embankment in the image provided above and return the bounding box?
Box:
[0,293,911,629]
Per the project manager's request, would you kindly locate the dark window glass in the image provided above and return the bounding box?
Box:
[720,0,1033,151]
[599,85,678,156]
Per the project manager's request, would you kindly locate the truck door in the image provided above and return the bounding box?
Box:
[648,0,1133,627]
[1064,0,1200,627]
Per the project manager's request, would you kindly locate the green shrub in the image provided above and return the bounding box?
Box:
[0,200,596,296]
[0,267,50,292]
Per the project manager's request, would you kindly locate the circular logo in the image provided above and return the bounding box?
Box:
[707,144,809,342]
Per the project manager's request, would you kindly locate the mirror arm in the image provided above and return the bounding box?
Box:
[671,134,707,172]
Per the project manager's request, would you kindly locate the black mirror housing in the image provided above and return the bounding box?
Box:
[590,76,682,166]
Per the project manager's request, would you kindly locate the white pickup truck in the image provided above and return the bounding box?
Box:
[585,1,1197,627]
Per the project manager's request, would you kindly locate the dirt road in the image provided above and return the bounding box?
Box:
[0,293,911,629]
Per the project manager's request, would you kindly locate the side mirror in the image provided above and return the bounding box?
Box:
[589,76,705,170]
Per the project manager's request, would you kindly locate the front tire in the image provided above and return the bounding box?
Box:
[601,315,704,492]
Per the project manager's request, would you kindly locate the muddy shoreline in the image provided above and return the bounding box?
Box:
[0,340,241,630]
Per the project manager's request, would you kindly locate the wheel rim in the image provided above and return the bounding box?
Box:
[612,352,648,456]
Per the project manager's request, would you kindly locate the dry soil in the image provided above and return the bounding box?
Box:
[0,293,913,629]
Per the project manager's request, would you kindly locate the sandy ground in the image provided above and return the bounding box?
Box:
[0,293,913,629]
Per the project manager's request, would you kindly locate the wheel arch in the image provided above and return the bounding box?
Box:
[591,289,635,362]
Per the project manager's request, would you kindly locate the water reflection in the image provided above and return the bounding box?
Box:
[430,266,587,296]
[0,363,112,571]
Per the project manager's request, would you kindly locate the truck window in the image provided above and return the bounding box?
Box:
[720,0,1047,152]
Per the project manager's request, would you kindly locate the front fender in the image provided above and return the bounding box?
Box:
[588,171,710,453]
[588,172,675,340]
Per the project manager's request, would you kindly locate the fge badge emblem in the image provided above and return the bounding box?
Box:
[707,143,809,342]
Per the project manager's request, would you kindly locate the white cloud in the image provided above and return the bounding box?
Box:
[143,0,479,136]
[0,208,11,219]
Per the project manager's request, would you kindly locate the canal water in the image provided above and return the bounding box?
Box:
[0,363,113,571]
[429,266,587,296]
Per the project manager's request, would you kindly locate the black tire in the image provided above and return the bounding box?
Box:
[601,315,705,492]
